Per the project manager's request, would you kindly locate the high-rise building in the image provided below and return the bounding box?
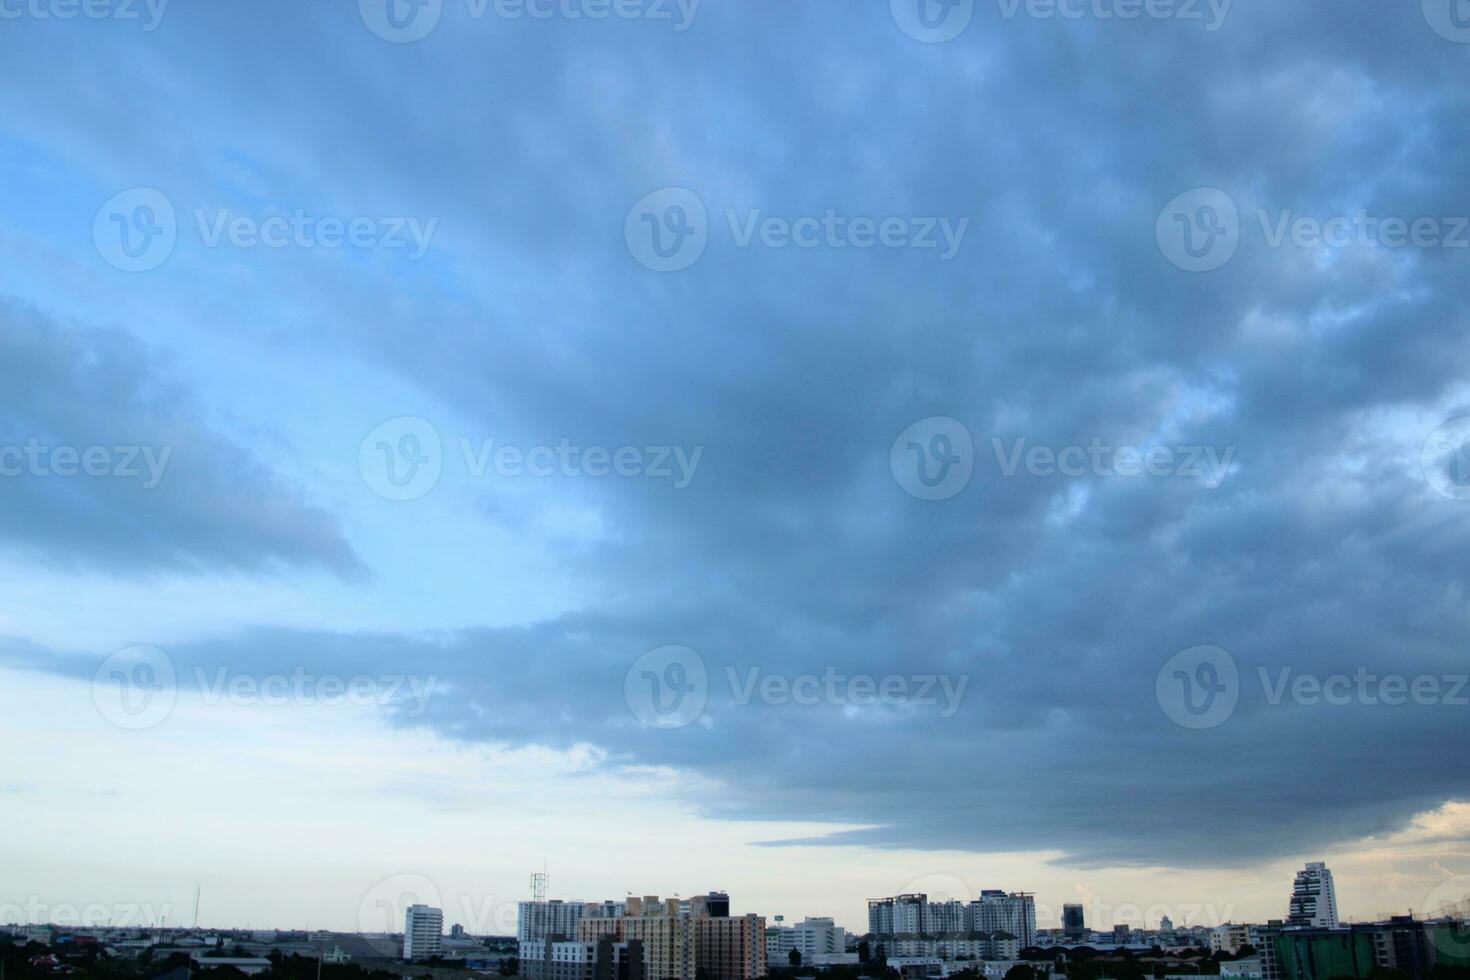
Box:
[927,900,967,937]
[1288,862,1340,929]
[971,892,1037,948]
[893,895,927,936]
[522,937,645,980]
[769,918,841,962]
[1062,904,1086,940]
[520,900,590,943]
[580,894,763,980]
[403,905,443,961]
[696,913,765,980]
[868,899,895,937]
[1212,924,1252,954]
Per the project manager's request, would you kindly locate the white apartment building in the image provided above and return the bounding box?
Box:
[894,895,927,935]
[1210,924,1251,954]
[403,904,443,961]
[927,901,968,936]
[869,899,895,936]
[795,917,846,957]
[1287,862,1339,928]
[769,917,852,965]
[519,900,589,943]
[970,892,1036,948]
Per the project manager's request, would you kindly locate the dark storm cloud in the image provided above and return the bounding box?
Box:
[0,300,363,577]
[3,1,1470,867]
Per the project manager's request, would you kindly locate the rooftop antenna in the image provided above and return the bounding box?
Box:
[531,873,548,904]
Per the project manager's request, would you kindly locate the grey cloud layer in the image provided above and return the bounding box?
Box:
[0,300,362,577]
[2,2,1470,867]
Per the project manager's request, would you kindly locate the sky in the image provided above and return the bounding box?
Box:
[3,0,1470,939]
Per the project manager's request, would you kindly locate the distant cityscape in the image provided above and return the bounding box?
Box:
[6,862,1470,980]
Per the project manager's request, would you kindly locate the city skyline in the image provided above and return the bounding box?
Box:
[4,858,1458,938]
